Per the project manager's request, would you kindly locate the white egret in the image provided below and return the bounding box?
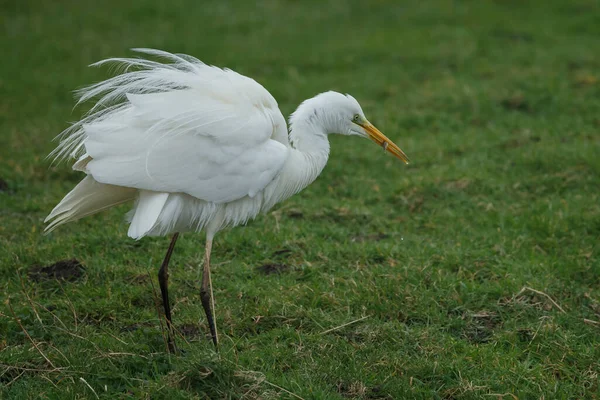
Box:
[45,49,409,351]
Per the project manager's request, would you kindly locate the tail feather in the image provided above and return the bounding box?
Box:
[45,175,136,233]
[127,191,169,239]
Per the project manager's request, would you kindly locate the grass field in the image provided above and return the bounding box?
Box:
[1,0,600,398]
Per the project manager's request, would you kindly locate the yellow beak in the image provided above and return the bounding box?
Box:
[361,121,409,164]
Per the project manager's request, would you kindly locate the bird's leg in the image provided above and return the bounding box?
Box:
[200,238,219,348]
[158,232,179,353]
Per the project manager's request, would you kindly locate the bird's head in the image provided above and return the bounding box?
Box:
[293,91,409,164]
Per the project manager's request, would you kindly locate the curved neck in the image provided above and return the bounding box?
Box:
[286,119,330,190]
[288,114,331,185]
[261,114,331,211]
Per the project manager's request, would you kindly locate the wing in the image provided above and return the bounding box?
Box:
[53,49,290,204]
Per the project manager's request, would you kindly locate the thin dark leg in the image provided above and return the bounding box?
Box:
[200,238,219,348]
[158,232,179,353]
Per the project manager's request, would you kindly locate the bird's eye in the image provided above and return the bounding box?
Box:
[353,114,360,122]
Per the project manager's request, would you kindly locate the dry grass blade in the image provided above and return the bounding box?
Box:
[94,324,129,345]
[517,286,566,314]
[40,374,59,389]
[319,315,370,335]
[225,360,306,400]
[33,300,68,330]
[0,364,64,374]
[17,270,44,328]
[107,352,149,359]
[54,326,105,356]
[79,377,99,399]
[58,280,79,330]
[3,370,26,388]
[6,298,56,369]
[484,393,519,399]
[261,379,307,400]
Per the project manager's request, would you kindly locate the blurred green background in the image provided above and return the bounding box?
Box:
[1,0,599,398]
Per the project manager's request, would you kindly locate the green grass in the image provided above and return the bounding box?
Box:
[1,0,600,398]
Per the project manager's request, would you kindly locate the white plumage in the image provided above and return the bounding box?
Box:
[47,49,292,239]
[45,49,408,349]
